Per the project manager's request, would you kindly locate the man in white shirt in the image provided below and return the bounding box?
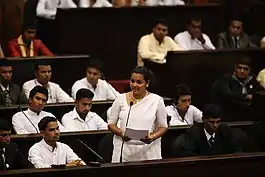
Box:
[12,86,65,134]
[71,58,119,100]
[22,62,73,104]
[79,0,112,7]
[166,84,202,126]
[174,15,215,50]
[145,0,185,6]
[137,19,183,66]
[62,88,107,131]
[36,0,77,20]
[28,116,85,168]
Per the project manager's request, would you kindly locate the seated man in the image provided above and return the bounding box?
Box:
[8,22,54,57]
[36,0,77,20]
[12,86,65,134]
[216,17,257,49]
[212,57,260,120]
[79,0,112,7]
[174,15,215,50]
[166,84,202,126]
[23,62,73,103]
[137,19,183,66]
[0,119,33,170]
[28,116,85,168]
[0,60,27,106]
[0,44,4,57]
[181,104,243,156]
[71,59,119,100]
[62,88,107,131]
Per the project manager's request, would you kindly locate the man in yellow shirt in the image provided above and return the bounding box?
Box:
[137,19,183,66]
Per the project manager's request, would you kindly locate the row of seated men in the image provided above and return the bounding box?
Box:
[0,54,264,123]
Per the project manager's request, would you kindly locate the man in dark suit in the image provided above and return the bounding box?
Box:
[181,104,244,156]
[0,59,27,106]
[216,17,257,49]
[0,119,33,170]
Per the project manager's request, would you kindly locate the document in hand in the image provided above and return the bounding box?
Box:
[125,128,149,140]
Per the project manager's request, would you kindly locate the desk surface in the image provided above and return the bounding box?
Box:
[1,152,265,177]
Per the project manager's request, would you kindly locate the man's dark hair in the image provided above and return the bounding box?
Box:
[29,86,48,99]
[235,57,252,68]
[0,59,12,67]
[0,119,12,131]
[38,116,57,131]
[86,58,103,73]
[76,88,94,101]
[153,19,168,28]
[174,84,192,104]
[186,14,202,25]
[202,104,221,120]
[34,61,51,72]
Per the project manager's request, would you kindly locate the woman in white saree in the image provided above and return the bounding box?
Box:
[108,66,168,163]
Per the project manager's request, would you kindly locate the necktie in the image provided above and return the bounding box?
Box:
[208,136,215,146]
[0,149,5,170]
[3,90,12,106]
[234,37,239,48]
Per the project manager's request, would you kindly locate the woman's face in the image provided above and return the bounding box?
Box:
[130,73,148,96]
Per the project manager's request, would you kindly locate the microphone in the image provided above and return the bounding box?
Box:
[101,73,118,99]
[119,101,134,163]
[17,106,39,133]
[76,139,106,164]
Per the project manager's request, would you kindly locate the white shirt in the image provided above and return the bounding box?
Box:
[62,108,108,131]
[22,79,73,104]
[174,31,215,50]
[36,0,77,20]
[137,33,183,66]
[145,0,185,6]
[12,109,65,134]
[204,128,215,141]
[28,139,83,168]
[79,0,112,7]
[166,105,202,126]
[71,78,120,100]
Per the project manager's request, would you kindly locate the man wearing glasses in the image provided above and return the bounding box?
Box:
[0,119,33,170]
[212,57,260,120]
[174,15,215,50]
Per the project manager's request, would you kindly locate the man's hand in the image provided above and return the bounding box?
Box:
[246,94,253,101]
[66,160,84,167]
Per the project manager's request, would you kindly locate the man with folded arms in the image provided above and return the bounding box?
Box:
[28,116,85,168]
[62,88,107,131]
[137,19,183,66]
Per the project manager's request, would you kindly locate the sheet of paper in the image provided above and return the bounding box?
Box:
[124,128,148,140]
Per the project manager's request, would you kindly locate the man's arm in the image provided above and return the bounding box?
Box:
[36,0,57,19]
[28,146,51,168]
[216,33,226,49]
[38,40,54,56]
[7,41,21,57]
[54,84,74,103]
[12,113,29,134]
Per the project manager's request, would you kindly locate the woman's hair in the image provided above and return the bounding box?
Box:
[130,66,158,93]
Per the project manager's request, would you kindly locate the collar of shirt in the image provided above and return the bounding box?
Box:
[34,79,51,89]
[72,108,91,122]
[40,139,57,152]
[151,33,165,46]
[26,108,43,116]
[0,84,9,91]
[204,128,215,141]
[172,104,189,122]
[85,78,100,91]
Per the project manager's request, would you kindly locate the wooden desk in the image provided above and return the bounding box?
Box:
[1,152,265,177]
[10,121,253,163]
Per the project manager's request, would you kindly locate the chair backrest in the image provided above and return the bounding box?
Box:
[97,134,114,163]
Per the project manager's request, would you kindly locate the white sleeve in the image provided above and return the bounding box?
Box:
[71,82,80,99]
[64,144,85,164]
[156,98,168,128]
[55,85,74,103]
[138,36,166,60]
[102,0,113,7]
[12,113,29,134]
[94,113,108,130]
[61,0,78,8]
[165,106,176,126]
[203,34,215,49]
[168,37,183,51]
[108,96,122,125]
[36,0,57,20]
[192,106,203,123]
[79,0,89,7]
[28,146,51,168]
[22,83,31,100]
[105,81,120,100]
[174,34,188,50]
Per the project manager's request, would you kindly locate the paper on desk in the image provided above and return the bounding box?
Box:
[124,128,148,140]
